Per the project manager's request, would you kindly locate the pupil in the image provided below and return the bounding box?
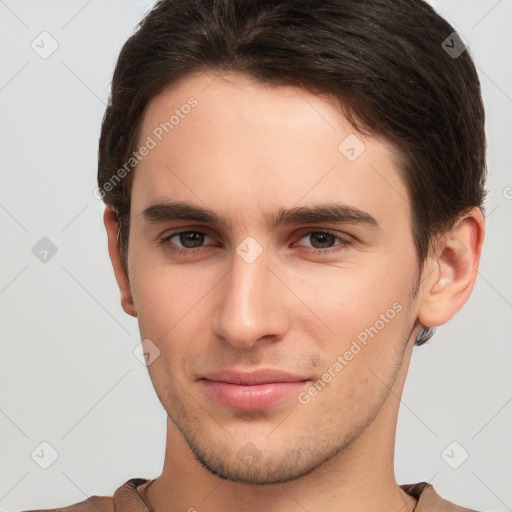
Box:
[180,232,203,248]
[311,232,335,248]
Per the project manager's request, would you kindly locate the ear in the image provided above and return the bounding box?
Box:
[417,207,485,328]
[103,206,137,317]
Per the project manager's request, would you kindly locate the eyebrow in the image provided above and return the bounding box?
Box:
[141,201,379,229]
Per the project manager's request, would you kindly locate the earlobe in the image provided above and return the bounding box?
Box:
[103,206,137,318]
[417,207,485,328]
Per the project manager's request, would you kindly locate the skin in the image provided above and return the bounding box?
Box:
[104,72,484,512]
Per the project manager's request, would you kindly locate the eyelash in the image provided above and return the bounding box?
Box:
[158,229,352,256]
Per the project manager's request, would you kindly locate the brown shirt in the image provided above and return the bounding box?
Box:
[22,478,481,512]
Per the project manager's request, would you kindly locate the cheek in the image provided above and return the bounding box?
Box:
[131,256,206,317]
[290,266,415,396]
[129,263,218,358]
[294,266,410,336]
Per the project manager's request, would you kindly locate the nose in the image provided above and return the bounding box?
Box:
[211,249,290,349]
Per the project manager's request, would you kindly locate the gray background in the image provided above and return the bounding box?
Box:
[0,0,511,510]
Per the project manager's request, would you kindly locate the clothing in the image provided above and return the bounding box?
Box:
[21,478,481,512]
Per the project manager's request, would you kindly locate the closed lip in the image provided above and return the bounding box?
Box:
[198,369,311,385]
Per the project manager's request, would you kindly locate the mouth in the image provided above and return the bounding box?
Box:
[198,369,311,410]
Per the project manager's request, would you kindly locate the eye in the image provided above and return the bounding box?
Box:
[158,229,351,257]
[160,231,214,250]
[292,231,351,254]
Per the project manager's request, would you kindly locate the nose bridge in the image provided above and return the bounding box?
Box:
[212,249,288,347]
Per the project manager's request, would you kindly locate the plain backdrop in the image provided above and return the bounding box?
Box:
[0,1,511,511]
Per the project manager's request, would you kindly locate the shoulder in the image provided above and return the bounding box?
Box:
[17,495,113,512]
[401,482,482,511]
[17,478,149,512]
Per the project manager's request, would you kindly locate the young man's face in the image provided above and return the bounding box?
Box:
[117,72,424,483]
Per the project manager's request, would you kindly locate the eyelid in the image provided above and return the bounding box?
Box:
[159,228,215,247]
[294,229,352,245]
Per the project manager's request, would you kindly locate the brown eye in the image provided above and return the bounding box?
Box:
[161,231,213,250]
[179,232,205,248]
[308,232,337,249]
[295,230,352,254]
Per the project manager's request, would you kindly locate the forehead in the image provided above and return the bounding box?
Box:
[132,72,410,228]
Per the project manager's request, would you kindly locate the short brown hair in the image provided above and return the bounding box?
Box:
[98,0,486,346]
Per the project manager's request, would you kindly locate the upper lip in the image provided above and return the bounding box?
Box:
[199,369,310,385]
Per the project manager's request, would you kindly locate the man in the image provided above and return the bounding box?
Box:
[27,0,486,510]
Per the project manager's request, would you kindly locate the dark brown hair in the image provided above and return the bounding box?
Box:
[98,0,486,346]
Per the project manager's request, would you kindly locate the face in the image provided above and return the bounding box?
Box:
[123,72,421,484]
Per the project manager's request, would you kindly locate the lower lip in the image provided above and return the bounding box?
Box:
[200,380,310,410]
